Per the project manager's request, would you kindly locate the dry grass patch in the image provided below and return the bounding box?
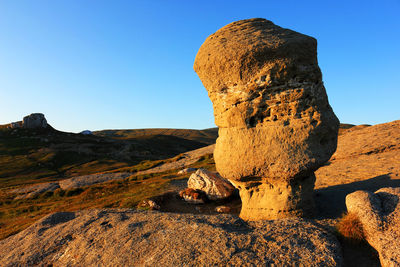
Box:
[336,212,365,242]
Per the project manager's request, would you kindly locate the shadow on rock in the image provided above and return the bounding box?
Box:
[315,174,400,219]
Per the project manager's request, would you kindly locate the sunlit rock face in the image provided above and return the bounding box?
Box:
[194,18,339,220]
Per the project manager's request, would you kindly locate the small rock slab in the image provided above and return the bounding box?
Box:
[188,168,235,200]
[0,209,343,266]
[12,183,60,200]
[59,172,131,190]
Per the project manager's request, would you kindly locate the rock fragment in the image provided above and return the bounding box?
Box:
[179,188,207,204]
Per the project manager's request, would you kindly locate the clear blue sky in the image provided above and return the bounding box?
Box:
[1,0,399,132]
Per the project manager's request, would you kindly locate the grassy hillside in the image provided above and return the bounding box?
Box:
[0,151,216,240]
[94,128,218,145]
[0,127,206,188]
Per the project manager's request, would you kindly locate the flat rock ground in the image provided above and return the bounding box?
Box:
[1,120,399,266]
[0,210,343,266]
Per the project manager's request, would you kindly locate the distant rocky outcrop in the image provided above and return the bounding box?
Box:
[80,130,93,135]
[8,121,22,129]
[0,210,343,266]
[6,113,48,129]
[194,18,339,220]
[346,187,400,267]
[22,113,48,128]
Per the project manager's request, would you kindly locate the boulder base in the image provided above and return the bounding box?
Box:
[233,174,316,220]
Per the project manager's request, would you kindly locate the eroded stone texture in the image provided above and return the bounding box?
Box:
[194,18,339,220]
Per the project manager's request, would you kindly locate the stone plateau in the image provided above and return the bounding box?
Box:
[194,18,339,220]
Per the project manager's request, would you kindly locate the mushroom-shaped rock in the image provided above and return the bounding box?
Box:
[346,187,400,267]
[194,18,339,220]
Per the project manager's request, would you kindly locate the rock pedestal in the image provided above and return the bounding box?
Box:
[233,174,316,220]
[194,18,339,220]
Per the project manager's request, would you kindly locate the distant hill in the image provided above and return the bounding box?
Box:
[0,127,207,188]
[94,128,218,145]
[338,123,371,135]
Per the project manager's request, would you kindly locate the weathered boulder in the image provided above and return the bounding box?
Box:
[188,168,235,200]
[194,18,339,220]
[0,210,343,266]
[22,113,48,128]
[346,187,400,267]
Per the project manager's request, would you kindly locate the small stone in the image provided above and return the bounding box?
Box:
[137,199,160,210]
[215,206,231,213]
[178,168,197,174]
[179,188,207,204]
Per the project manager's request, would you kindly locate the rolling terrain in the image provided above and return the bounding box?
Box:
[0,127,211,188]
[94,127,218,144]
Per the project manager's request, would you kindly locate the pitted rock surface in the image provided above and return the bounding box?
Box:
[0,210,343,266]
[194,18,339,220]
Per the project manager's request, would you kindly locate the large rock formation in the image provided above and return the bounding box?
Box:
[346,187,400,267]
[0,210,343,266]
[22,113,48,128]
[194,18,339,220]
